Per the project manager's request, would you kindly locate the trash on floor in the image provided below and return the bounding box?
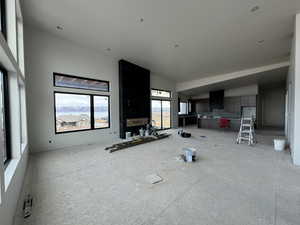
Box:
[23,194,33,219]
[146,174,163,184]
[105,133,171,153]
[183,148,197,162]
[175,154,187,162]
[178,129,191,138]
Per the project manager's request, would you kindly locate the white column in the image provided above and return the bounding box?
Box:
[293,14,300,165]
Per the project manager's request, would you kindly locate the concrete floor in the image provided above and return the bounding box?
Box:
[22,127,300,225]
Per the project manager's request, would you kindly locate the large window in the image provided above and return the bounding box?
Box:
[54,92,109,133]
[151,100,171,130]
[54,73,109,92]
[0,68,10,164]
[0,0,6,39]
[179,102,188,115]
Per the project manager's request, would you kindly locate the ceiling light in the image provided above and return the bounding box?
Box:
[174,44,179,48]
[139,18,144,22]
[257,40,265,44]
[251,6,260,12]
[56,25,63,30]
[106,48,111,51]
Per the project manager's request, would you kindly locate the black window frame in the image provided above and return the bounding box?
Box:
[0,67,11,165]
[93,94,110,130]
[0,0,7,39]
[53,73,110,92]
[54,91,110,134]
[151,88,171,98]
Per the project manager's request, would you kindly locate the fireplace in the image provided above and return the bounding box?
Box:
[119,60,150,138]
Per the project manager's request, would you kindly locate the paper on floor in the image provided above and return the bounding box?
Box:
[146,174,163,184]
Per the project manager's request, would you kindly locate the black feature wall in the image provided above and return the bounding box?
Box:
[119,60,150,138]
[209,90,224,112]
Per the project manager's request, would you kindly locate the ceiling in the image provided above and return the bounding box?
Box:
[180,66,288,96]
[22,0,299,82]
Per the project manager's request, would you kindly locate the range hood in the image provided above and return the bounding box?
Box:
[209,90,224,112]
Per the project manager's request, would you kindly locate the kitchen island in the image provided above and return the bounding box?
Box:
[197,117,241,131]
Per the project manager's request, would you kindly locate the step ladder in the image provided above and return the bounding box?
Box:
[236,117,256,145]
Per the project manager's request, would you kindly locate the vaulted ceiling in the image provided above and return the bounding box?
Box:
[22,0,300,82]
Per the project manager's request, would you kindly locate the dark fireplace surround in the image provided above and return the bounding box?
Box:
[119,60,150,138]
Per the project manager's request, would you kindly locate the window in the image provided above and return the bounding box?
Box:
[19,86,27,146]
[151,89,171,98]
[179,102,188,115]
[151,88,172,129]
[55,93,91,133]
[0,68,11,164]
[151,100,171,130]
[54,92,110,133]
[54,73,109,92]
[93,96,109,129]
[0,0,6,39]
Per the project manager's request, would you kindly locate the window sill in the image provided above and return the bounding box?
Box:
[4,158,21,192]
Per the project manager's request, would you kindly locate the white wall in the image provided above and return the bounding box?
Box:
[287,13,300,165]
[224,84,258,97]
[260,85,286,128]
[191,84,258,99]
[0,1,29,224]
[0,148,29,225]
[25,26,177,152]
[289,14,300,165]
[287,38,295,158]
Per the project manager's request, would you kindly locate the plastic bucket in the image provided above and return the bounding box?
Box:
[125,132,131,139]
[274,139,286,151]
[184,148,196,162]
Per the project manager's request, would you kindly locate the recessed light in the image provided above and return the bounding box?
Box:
[257,40,265,44]
[174,44,179,48]
[56,25,63,30]
[139,18,144,23]
[251,5,260,12]
[106,48,111,51]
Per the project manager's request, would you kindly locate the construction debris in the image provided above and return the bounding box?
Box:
[183,148,197,162]
[176,148,197,163]
[105,133,171,153]
[178,129,191,138]
[175,154,187,162]
[146,174,163,184]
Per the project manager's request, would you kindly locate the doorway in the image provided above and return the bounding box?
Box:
[151,100,171,130]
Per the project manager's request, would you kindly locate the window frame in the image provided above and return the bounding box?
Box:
[54,91,110,134]
[53,73,110,92]
[0,0,7,39]
[92,94,110,130]
[0,67,11,165]
[151,88,171,98]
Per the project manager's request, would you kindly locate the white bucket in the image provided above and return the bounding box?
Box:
[184,148,196,162]
[126,132,132,140]
[274,139,286,151]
